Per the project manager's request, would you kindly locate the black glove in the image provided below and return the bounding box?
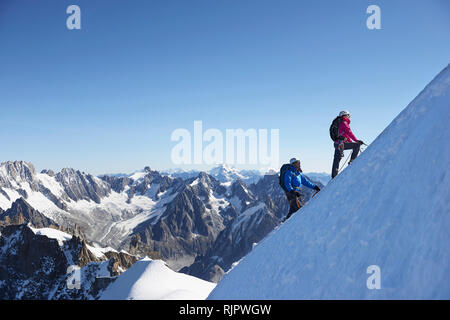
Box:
[357,140,365,145]
[313,185,321,192]
[291,190,301,197]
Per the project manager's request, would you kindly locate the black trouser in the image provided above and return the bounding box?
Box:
[331,142,360,178]
[284,191,303,221]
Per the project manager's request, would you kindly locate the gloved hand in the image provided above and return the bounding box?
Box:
[357,140,365,145]
[291,190,301,197]
[313,185,321,192]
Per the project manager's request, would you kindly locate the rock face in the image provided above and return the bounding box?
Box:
[128,234,162,262]
[0,224,67,284]
[130,169,177,201]
[130,173,228,270]
[55,168,111,204]
[104,251,140,277]
[0,224,68,299]
[0,161,39,201]
[99,175,132,194]
[0,198,57,228]
[41,169,55,177]
[0,224,139,300]
[64,235,102,267]
[0,161,37,189]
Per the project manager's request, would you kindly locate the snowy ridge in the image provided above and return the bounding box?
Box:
[28,225,118,259]
[208,64,450,299]
[101,258,216,300]
[162,164,269,184]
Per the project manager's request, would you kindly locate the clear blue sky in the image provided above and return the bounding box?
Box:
[1,0,449,175]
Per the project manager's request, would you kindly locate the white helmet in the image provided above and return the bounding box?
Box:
[339,110,350,117]
[290,158,300,165]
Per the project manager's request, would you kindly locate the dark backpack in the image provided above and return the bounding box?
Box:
[279,164,291,192]
[329,116,343,142]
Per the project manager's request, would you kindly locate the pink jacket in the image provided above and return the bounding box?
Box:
[338,117,358,143]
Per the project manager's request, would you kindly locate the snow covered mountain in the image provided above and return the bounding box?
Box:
[100,258,215,300]
[161,164,266,184]
[0,197,57,229]
[208,64,450,299]
[208,164,263,184]
[0,161,178,250]
[0,223,139,299]
[162,165,328,185]
[0,160,324,281]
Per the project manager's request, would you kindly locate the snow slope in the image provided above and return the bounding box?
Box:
[100,258,216,300]
[208,64,450,299]
[29,226,72,246]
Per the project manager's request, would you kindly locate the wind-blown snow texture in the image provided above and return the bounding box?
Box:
[100,258,215,300]
[209,64,450,299]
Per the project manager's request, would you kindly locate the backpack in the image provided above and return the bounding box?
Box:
[329,116,343,142]
[279,164,291,192]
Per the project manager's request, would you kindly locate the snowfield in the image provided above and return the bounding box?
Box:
[100,258,216,300]
[208,64,450,299]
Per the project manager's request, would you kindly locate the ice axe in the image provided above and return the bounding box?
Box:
[358,140,368,146]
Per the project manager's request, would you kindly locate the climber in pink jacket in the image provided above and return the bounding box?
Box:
[331,110,365,178]
[338,116,358,143]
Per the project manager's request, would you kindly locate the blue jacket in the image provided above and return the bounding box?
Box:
[284,165,316,192]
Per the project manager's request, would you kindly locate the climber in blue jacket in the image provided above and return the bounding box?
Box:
[281,158,320,222]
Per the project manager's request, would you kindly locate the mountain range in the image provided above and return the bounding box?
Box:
[0,161,324,287]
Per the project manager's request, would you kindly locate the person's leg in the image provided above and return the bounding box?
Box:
[331,144,343,178]
[344,142,360,161]
[284,192,302,221]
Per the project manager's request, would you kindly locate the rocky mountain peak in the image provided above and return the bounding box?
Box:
[0,223,141,299]
[196,172,221,189]
[40,169,55,177]
[230,179,253,201]
[0,198,57,228]
[55,168,111,204]
[0,161,36,187]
